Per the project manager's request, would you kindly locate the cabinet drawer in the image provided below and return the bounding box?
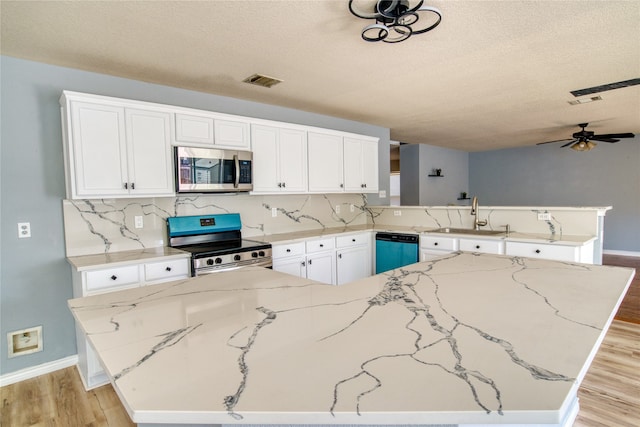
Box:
[505,241,578,262]
[145,259,189,282]
[421,235,458,251]
[336,233,369,248]
[459,238,504,254]
[306,237,335,253]
[272,242,305,258]
[85,265,140,293]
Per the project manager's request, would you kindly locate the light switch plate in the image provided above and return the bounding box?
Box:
[336,205,341,214]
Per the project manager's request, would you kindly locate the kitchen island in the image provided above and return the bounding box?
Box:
[68,252,634,427]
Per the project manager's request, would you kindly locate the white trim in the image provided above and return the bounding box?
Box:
[603,249,640,258]
[0,355,78,387]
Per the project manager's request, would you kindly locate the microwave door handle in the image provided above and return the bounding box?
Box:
[234,154,240,188]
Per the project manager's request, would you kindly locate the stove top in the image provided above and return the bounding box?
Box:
[179,238,271,258]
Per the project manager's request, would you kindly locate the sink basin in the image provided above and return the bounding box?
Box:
[430,228,505,236]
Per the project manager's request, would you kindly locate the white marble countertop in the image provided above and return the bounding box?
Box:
[68,253,633,426]
[261,225,596,247]
[67,247,190,271]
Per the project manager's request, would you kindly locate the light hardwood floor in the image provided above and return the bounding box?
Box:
[2,319,639,426]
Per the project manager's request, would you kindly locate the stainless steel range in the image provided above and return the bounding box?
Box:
[167,214,272,276]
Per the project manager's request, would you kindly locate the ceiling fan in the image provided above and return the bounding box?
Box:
[536,123,635,151]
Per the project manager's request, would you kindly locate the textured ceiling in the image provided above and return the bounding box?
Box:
[1,0,639,151]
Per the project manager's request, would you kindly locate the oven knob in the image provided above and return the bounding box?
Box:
[206,259,214,266]
[258,250,265,257]
[215,257,223,264]
[234,254,241,261]
[252,252,258,258]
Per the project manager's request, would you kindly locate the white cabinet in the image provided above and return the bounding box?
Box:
[336,233,372,285]
[70,255,190,390]
[308,132,344,192]
[343,137,379,192]
[174,112,250,149]
[273,242,307,278]
[61,92,174,199]
[306,237,336,285]
[458,237,504,255]
[420,235,458,261]
[308,132,379,194]
[505,240,594,263]
[273,240,336,285]
[251,124,307,193]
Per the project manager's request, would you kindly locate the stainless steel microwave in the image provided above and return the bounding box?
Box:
[175,146,253,193]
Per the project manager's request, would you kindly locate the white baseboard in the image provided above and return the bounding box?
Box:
[603,249,640,258]
[0,355,78,387]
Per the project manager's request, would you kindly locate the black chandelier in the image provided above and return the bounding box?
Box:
[348,0,442,43]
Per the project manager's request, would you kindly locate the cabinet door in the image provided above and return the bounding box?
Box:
[343,138,364,191]
[308,132,344,192]
[175,113,214,145]
[336,246,370,285]
[251,124,280,192]
[361,139,379,192]
[278,128,307,192]
[214,119,250,149]
[307,252,335,285]
[273,256,306,278]
[70,102,129,197]
[125,109,174,196]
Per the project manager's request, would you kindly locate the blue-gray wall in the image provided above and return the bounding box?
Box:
[469,141,640,252]
[0,56,390,375]
[399,143,470,206]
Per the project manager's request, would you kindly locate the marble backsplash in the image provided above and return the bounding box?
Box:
[63,193,369,256]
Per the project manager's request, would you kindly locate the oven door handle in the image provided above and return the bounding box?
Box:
[234,154,240,189]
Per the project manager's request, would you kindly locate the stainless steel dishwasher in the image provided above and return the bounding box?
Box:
[375,232,419,274]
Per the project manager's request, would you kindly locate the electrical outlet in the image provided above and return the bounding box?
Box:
[537,212,551,221]
[335,205,341,214]
[350,204,355,213]
[379,190,387,198]
[134,216,144,229]
[394,210,402,216]
[271,207,278,218]
[8,326,43,358]
[17,222,31,238]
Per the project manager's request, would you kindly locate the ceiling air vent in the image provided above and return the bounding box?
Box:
[570,78,640,97]
[242,74,282,88]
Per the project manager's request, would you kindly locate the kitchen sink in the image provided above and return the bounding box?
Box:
[429,228,505,236]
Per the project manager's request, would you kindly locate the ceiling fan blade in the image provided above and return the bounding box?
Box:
[536,138,573,146]
[591,137,620,143]
[561,139,579,148]
[593,133,635,139]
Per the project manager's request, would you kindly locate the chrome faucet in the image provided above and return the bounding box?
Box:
[470,196,487,230]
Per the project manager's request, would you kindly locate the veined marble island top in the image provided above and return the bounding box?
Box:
[68,253,633,427]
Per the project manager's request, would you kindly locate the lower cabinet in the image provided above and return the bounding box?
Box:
[505,240,594,263]
[458,237,504,255]
[71,256,190,390]
[420,235,458,261]
[336,233,372,285]
[272,233,372,286]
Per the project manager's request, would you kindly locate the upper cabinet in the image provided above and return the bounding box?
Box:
[60,91,379,199]
[308,132,378,193]
[251,124,307,193]
[174,113,250,150]
[343,137,379,192]
[308,132,345,193]
[61,92,174,199]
